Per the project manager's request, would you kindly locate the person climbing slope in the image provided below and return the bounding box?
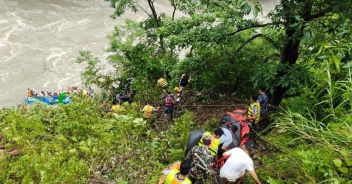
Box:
[179,73,189,94]
[141,102,159,120]
[164,91,175,121]
[246,95,261,127]
[157,78,168,89]
[174,86,181,103]
[220,146,261,184]
[219,126,237,151]
[111,101,121,114]
[185,134,214,183]
[159,160,193,184]
[258,87,269,118]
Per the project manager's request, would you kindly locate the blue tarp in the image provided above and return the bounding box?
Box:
[25,95,71,105]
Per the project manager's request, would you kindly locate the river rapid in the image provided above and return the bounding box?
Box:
[0,0,277,107]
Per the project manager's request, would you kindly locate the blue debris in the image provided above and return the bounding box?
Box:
[25,95,71,105]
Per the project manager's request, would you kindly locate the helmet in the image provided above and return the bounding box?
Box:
[174,86,180,92]
[201,132,212,146]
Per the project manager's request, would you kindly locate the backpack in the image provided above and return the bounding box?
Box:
[165,95,173,107]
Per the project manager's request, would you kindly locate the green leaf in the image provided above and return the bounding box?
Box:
[333,158,342,167]
[253,4,261,18]
[240,2,251,15]
[339,167,348,174]
[342,61,352,69]
[340,149,352,166]
[346,159,352,167]
[340,149,349,157]
[332,56,341,72]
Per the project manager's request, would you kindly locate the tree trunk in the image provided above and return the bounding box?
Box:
[271,29,301,106]
[146,0,164,51]
[271,0,312,106]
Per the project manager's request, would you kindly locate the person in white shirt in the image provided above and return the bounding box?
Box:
[220,147,261,184]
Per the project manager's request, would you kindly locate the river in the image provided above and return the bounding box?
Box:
[0,0,278,107]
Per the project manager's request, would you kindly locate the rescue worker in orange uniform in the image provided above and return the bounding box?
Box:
[141,103,159,125]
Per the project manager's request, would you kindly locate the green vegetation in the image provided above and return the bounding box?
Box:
[80,0,352,105]
[1,0,352,183]
[259,67,352,183]
[0,96,196,183]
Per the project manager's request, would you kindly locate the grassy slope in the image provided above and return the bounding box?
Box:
[0,96,194,183]
[1,93,351,183]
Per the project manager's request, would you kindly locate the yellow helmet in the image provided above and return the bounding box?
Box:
[200,132,212,146]
[174,86,180,92]
[157,78,168,88]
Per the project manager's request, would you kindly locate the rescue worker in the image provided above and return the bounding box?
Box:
[179,73,189,93]
[25,88,33,97]
[199,128,223,156]
[174,86,181,93]
[185,134,214,183]
[121,92,132,104]
[164,91,175,121]
[82,89,88,96]
[157,78,168,89]
[102,103,111,113]
[141,103,159,120]
[174,86,181,103]
[113,93,121,105]
[111,101,121,114]
[88,86,94,98]
[159,160,192,184]
[219,126,237,151]
[246,95,261,125]
[220,146,261,184]
[258,87,268,117]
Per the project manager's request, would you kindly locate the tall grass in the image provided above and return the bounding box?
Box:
[260,66,352,183]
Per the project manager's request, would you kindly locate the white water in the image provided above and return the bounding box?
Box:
[0,0,278,107]
[0,0,116,106]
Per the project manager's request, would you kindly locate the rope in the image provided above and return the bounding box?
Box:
[180,104,246,107]
[181,104,234,107]
[141,104,246,108]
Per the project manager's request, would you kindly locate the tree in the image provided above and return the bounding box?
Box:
[103,0,352,105]
[268,0,352,105]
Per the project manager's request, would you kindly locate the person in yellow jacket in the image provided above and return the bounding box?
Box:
[111,103,121,114]
[141,103,159,119]
[198,128,224,156]
[159,160,192,184]
[157,78,168,88]
[174,86,181,93]
[174,86,181,103]
[246,95,261,124]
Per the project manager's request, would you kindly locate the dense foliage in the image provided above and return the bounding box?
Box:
[75,0,352,105]
[0,96,195,183]
[260,66,352,183]
[9,0,350,183]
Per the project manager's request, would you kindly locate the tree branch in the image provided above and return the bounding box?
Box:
[147,0,159,24]
[305,7,332,21]
[172,3,177,21]
[133,2,152,18]
[233,33,275,58]
[227,23,275,36]
[146,0,165,51]
[264,53,280,63]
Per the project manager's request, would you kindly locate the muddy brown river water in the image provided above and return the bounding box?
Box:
[0,0,278,107]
